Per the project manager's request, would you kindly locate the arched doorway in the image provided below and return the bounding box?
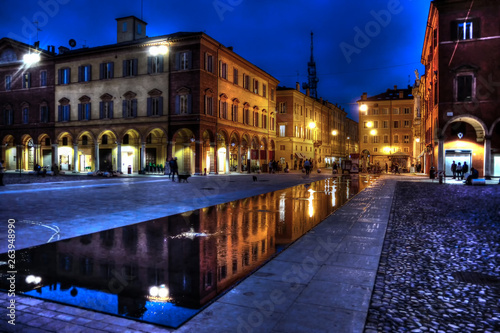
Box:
[172,128,195,174]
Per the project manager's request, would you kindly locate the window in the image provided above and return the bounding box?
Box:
[137,23,142,35]
[372,136,379,143]
[403,135,410,143]
[280,145,285,150]
[99,101,113,119]
[78,65,92,82]
[253,79,259,94]
[279,125,286,137]
[231,104,238,122]
[122,22,127,32]
[244,107,250,124]
[5,75,11,91]
[233,68,238,85]
[270,117,275,131]
[458,21,473,40]
[279,102,286,113]
[100,62,114,79]
[177,94,191,114]
[372,108,379,115]
[22,107,29,124]
[58,68,71,84]
[219,61,227,79]
[382,108,388,115]
[40,105,49,123]
[404,120,410,127]
[262,114,267,129]
[220,101,228,119]
[205,95,214,116]
[374,147,378,152]
[295,126,299,137]
[393,108,399,115]
[177,51,191,70]
[403,107,410,114]
[404,147,409,153]
[148,56,163,74]
[363,135,368,143]
[363,122,369,128]
[270,88,275,101]
[40,71,47,87]
[394,135,399,143]
[262,84,267,98]
[4,108,13,125]
[147,97,163,116]
[22,73,31,88]
[253,111,259,126]
[78,103,91,120]
[58,105,71,122]
[243,74,250,89]
[374,121,378,128]
[123,59,138,77]
[457,75,473,101]
[123,99,137,118]
[384,135,389,143]
[205,54,213,73]
[383,121,388,128]
[393,121,399,128]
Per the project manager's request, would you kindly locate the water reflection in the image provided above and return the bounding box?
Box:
[0,175,375,328]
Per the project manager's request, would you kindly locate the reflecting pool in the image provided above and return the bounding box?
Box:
[0,175,376,328]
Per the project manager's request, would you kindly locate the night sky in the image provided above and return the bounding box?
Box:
[0,0,430,121]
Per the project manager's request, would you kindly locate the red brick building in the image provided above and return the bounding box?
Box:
[421,0,500,178]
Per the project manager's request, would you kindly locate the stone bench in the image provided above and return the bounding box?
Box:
[471,178,486,185]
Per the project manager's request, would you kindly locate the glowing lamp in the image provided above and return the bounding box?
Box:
[370,129,377,135]
[331,130,338,136]
[308,122,316,129]
[23,53,41,65]
[359,104,368,112]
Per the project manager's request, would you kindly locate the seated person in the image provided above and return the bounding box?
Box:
[465,167,479,185]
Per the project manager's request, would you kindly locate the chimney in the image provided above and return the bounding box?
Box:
[306,88,310,96]
[296,82,300,91]
[116,16,147,43]
[227,46,233,51]
[361,92,367,100]
[394,85,397,90]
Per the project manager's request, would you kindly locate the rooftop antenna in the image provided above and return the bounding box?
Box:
[33,21,42,43]
[302,31,319,99]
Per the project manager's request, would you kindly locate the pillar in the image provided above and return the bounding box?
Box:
[211,143,216,174]
[51,144,58,169]
[195,140,202,175]
[437,138,444,183]
[34,144,40,167]
[237,145,241,173]
[117,143,122,173]
[483,136,491,179]
[226,144,230,174]
[141,142,146,172]
[73,144,78,173]
[16,145,23,171]
[94,142,99,172]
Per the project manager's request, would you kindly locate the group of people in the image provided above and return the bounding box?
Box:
[450,160,469,180]
[268,160,289,173]
[303,158,314,175]
[164,157,179,181]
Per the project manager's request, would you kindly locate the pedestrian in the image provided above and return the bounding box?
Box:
[285,162,289,173]
[385,162,388,173]
[0,159,5,186]
[465,167,479,185]
[164,158,171,177]
[461,162,469,180]
[170,157,179,181]
[451,160,457,179]
[456,162,462,180]
[52,163,59,176]
[269,160,273,174]
[304,159,311,175]
[309,159,313,171]
[332,161,338,174]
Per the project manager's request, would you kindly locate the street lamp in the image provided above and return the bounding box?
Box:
[23,52,40,66]
[359,104,367,113]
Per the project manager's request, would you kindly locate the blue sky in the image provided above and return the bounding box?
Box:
[0,0,430,121]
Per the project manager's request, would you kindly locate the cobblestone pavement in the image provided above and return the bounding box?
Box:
[365,181,500,333]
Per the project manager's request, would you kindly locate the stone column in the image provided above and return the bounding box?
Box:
[94,142,99,172]
[237,145,241,173]
[52,144,58,169]
[141,142,146,172]
[483,136,491,179]
[117,143,122,173]
[73,144,78,173]
[437,138,444,182]
[210,143,216,174]
[195,141,202,175]
[226,144,230,174]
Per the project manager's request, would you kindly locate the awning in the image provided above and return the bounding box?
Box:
[417,150,425,158]
[295,153,306,159]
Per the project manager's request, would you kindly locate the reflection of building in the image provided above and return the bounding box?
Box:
[421,1,500,178]
[276,84,349,170]
[1,16,278,174]
[357,87,414,170]
[0,38,56,171]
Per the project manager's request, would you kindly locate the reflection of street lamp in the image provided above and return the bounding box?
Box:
[346,136,350,158]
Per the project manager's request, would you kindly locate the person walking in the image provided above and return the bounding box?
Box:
[304,159,311,175]
[0,160,5,186]
[456,162,462,180]
[461,162,469,180]
[164,158,171,177]
[169,157,179,181]
[451,160,457,179]
[385,162,388,173]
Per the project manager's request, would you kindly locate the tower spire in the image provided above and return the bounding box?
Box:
[303,31,319,99]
